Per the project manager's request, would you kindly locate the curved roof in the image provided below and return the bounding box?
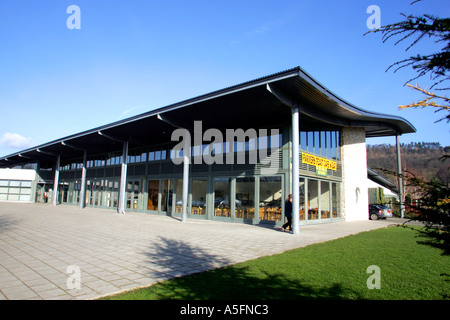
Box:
[0,66,416,167]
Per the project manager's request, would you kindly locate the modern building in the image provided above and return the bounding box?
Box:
[0,67,415,233]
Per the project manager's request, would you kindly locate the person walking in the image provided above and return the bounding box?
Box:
[282,194,293,232]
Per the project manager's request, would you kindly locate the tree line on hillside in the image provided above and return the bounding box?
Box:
[367,142,449,184]
[365,0,449,255]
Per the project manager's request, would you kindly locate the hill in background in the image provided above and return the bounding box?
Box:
[366,142,449,186]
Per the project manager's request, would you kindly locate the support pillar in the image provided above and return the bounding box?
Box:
[291,107,300,235]
[340,127,368,221]
[182,153,189,222]
[52,154,61,206]
[396,135,405,218]
[118,141,129,214]
[79,150,87,209]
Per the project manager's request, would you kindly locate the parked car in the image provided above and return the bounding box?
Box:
[369,204,393,220]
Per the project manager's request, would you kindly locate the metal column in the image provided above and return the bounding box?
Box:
[52,154,61,206]
[182,153,189,222]
[156,114,191,222]
[79,150,87,209]
[396,135,405,218]
[118,141,129,214]
[291,107,300,235]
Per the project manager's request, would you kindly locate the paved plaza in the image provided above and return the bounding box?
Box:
[0,202,398,300]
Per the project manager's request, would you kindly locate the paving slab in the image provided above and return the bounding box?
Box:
[0,202,402,300]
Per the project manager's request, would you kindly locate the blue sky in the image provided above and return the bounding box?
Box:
[0,0,449,157]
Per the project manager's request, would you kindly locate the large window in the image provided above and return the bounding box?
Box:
[235,177,255,220]
[175,178,206,216]
[308,179,319,220]
[293,177,341,222]
[161,179,172,212]
[175,179,183,214]
[299,178,306,220]
[321,181,330,219]
[191,178,207,216]
[300,130,340,160]
[214,178,231,217]
[332,183,341,218]
[0,180,32,201]
[259,176,282,222]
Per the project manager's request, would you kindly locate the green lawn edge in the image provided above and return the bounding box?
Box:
[101,225,450,300]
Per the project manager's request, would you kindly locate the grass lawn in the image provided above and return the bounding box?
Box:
[101,225,450,300]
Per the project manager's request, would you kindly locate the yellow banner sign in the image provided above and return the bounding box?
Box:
[302,153,337,171]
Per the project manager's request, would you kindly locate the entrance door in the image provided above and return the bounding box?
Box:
[94,180,100,206]
[126,180,142,210]
[59,183,69,204]
[147,180,159,211]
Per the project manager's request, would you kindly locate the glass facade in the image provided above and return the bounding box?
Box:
[46,127,342,226]
[296,178,341,222]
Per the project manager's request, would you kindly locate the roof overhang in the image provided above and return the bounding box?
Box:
[368,167,399,194]
[0,66,416,168]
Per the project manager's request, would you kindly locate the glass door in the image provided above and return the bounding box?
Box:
[126,179,142,211]
[147,180,159,211]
